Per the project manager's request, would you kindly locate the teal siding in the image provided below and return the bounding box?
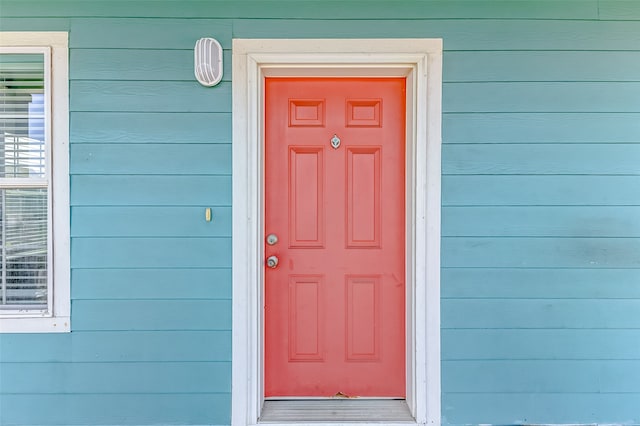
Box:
[70,175,232,205]
[0,1,639,425]
[71,112,232,144]
[70,144,232,174]
[443,175,640,205]
[0,394,231,426]
[444,113,640,143]
[70,81,231,112]
[1,5,234,426]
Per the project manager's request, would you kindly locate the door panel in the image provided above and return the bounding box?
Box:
[289,147,324,247]
[265,78,406,397]
[347,147,381,247]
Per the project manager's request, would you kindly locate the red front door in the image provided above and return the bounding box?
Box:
[264,78,406,397]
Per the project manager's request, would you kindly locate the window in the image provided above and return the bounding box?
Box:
[0,32,69,332]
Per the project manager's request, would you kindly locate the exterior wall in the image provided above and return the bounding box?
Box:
[1,1,639,425]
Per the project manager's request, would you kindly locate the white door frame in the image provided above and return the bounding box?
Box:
[232,39,442,426]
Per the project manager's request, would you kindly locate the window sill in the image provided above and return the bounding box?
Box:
[0,316,70,333]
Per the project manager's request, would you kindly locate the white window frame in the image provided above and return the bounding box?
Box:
[0,32,70,333]
[232,39,442,426]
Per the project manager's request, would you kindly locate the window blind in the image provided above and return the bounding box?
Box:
[0,53,48,311]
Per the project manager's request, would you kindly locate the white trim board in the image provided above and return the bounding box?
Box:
[231,38,442,426]
[0,32,70,333]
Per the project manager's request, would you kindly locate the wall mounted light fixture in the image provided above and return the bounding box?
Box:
[194,37,223,87]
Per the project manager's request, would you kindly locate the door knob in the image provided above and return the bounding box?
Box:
[266,255,279,269]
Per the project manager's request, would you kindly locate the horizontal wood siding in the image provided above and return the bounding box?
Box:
[0,394,231,426]
[1,7,235,426]
[0,1,638,425]
[434,4,640,421]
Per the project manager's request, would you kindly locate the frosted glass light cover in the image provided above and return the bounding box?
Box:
[194,37,223,87]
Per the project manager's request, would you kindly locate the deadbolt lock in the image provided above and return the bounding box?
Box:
[266,233,279,245]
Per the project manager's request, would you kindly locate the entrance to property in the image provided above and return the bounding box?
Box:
[263,78,406,398]
[231,38,442,425]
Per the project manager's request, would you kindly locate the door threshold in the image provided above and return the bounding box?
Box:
[259,399,415,423]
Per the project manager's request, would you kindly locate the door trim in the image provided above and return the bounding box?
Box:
[231,39,442,426]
